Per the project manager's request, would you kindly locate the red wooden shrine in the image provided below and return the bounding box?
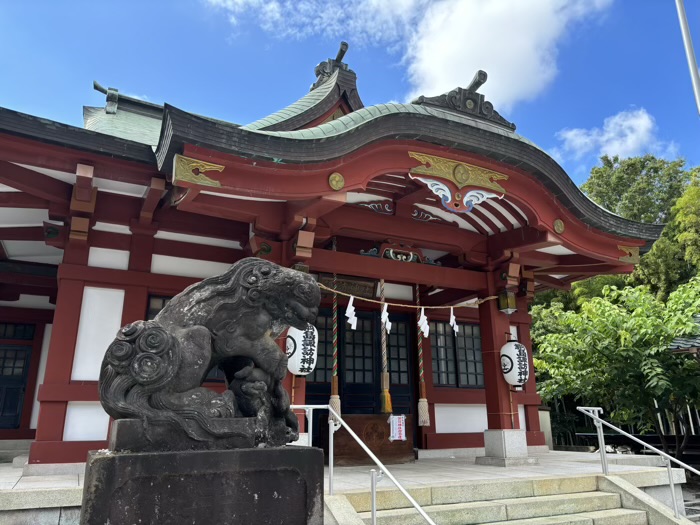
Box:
[0,46,660,465]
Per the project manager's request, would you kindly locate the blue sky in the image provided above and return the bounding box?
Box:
[1,0,698,184]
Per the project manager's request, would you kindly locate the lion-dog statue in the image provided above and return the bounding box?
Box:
[99,257,320,449]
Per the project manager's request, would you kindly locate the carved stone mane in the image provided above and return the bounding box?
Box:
[412,70,516,131]
[99,258,320,450]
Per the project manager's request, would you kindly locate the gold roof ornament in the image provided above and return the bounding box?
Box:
[173,154,224,188]
[408,152,508,194]
[618,245,640,264]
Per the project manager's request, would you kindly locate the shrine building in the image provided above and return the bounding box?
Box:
[0,44,661,466]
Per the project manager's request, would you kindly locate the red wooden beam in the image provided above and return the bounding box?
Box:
[323,206,484,255]
[0,161,71,204]
[140,177,166,224]
[0,271,56,289]
[486,227,557,259]
[91,191,250,243]
[0,193,49,209]
[421,288,478,307]
[535,264,633,276]
[74,164,94,202]
[534,275,571,290]
[308,248,487,291]
[178,193,283,235]
[395,188,430,218]
[0,226,45,241]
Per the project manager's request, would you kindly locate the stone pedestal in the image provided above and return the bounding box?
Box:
[475,429,539,467]
[80,446,324,524]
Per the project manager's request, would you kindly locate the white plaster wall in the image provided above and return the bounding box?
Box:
[71,287,125,381]
[30,324,52,429]
[62,401,110,441]
[518,405,526,430]
[382,283,413,301]
[151,254,232,279]
[434,404,488,434]
[88,247,130,270]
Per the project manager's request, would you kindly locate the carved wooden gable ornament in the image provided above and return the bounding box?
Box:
[408,152,509,216]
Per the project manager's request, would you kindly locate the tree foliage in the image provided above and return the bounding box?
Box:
[581,155,693,224]
[533,278,700,456]
[676,175,700,268]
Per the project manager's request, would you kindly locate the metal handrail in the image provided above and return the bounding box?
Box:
[578,406,700,518]
[291,404,436,525]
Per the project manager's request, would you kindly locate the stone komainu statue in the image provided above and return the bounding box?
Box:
[98,258,320,448]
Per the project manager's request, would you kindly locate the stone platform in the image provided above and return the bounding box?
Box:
[80,446,324,525]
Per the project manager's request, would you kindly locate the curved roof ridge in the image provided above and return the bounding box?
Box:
[243,70,341,131]
[156,103,663,243]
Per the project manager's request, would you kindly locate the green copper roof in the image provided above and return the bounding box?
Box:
[257,101,543,153]
[243,70,340,131]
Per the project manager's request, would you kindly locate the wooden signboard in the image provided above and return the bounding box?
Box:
[322,414,415,466]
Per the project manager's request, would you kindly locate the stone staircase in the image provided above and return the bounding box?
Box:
[326,474,692,525]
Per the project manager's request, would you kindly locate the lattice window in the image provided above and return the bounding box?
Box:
[0,347,28,377]
[307,313,333,383]
[146,296,171,321]
[430,321,483,388]
[0,323,35,341]
[388,321,410,385]
[344,317,374,384]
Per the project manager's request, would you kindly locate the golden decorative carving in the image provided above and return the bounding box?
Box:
[173,154,223,188]
[618,245,640,264]
[328,172,345,191]
[553,219,565,234]
[408,152,508,193]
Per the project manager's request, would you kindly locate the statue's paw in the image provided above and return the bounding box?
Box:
[286,427,299,443]
[241,380,267,398]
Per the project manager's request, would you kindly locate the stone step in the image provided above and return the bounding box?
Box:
[488,508,648,525]
[12,454,28,468]
[345,476,600,513]
[358,492,622,525]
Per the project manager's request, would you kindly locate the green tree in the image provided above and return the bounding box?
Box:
[533,277,700,457]
[676,175,700,267]
[582,155,693,224]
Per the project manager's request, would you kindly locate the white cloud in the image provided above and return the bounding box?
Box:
[204,0,612,110]
[553,108,679,161]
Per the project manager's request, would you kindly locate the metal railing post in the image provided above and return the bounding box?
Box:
[594,416,609,475]
[665,457,680,518]
[305,408,313,448]
[328,415,335,496]
[370,469,378,525]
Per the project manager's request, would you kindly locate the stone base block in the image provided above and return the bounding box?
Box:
[484,429,528,458]
[80,446,324,525]
[474,456,540,467]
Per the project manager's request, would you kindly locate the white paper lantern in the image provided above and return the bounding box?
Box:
[286,324,318,376]
[500,341,529,386]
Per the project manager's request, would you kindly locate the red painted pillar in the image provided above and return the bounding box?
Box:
[516,296,545,445]
[478,273,514,430]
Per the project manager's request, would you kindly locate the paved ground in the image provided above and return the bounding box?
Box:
[0,450,666,494]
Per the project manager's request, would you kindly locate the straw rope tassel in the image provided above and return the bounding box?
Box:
[416,284,430,427]
[380,279,392,414]
[329,239,341,422]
